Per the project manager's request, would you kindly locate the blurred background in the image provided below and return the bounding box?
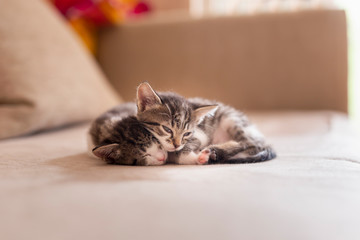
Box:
[50,0,359,124]
[335,0,360,126]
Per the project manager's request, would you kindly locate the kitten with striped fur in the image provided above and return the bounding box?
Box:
[88,82,276,166]
[88,84,220,165]
[88,103,168,166]
[136,83,276,165]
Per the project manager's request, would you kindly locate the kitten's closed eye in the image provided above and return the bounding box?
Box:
[162,125,173,134]
[183,132,192,137]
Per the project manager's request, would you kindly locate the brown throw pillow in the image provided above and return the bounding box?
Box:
[0,0,121,139]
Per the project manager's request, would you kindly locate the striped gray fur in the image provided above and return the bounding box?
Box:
[135,83,216,155]
[88,83,276,166]
[88,103,167,166]
[136,83,276,165]
[186,98,276,164]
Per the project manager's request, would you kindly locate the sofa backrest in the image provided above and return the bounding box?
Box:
[98,9,348,112]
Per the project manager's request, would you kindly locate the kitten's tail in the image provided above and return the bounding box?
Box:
[226,145,277,164]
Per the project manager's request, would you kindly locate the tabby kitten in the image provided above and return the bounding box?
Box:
[136,83,276,165]
[88,103,167,166]
[136,83,218,165]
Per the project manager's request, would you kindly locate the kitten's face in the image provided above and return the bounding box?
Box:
[137,102,196,152]
[90,113,169,166]
[136,83,218,152]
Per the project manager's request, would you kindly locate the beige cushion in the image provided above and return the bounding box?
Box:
[0,0,121,139]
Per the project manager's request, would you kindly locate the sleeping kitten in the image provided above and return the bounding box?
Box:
[136,83,276,165]
[136,83,217,164]
[87,103,167,166]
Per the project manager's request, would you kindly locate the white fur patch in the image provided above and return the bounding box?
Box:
[213,116,264,144]
[145,143,168,166]
[146,143,162,158]
[193,128,209,148]
[176,151,201,165]
[244,125,264,139]
[228,151,264,160]
[109,115,124,124]
[213,117,233,144]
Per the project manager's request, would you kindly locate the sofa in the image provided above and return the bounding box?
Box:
[1,1,359,240]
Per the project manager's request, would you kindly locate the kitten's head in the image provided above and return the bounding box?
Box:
[92,141,167,166]
[91,116,168,166]
[136,82,218,152]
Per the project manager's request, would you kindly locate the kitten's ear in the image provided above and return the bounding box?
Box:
[194,105,218,123]
[92,143,120,163]
[136,82,162,112]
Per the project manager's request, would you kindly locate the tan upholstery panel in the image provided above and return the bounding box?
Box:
[98,10,347,112]
[0,0,121,139]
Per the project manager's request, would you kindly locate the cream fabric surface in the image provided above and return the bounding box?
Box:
[1,111,359,240]
[0,0,121,139]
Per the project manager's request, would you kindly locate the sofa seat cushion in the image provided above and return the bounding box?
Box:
[0,111,359,240]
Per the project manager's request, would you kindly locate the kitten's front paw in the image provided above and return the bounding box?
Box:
[197,148,216,165]
[200,148,218,164]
